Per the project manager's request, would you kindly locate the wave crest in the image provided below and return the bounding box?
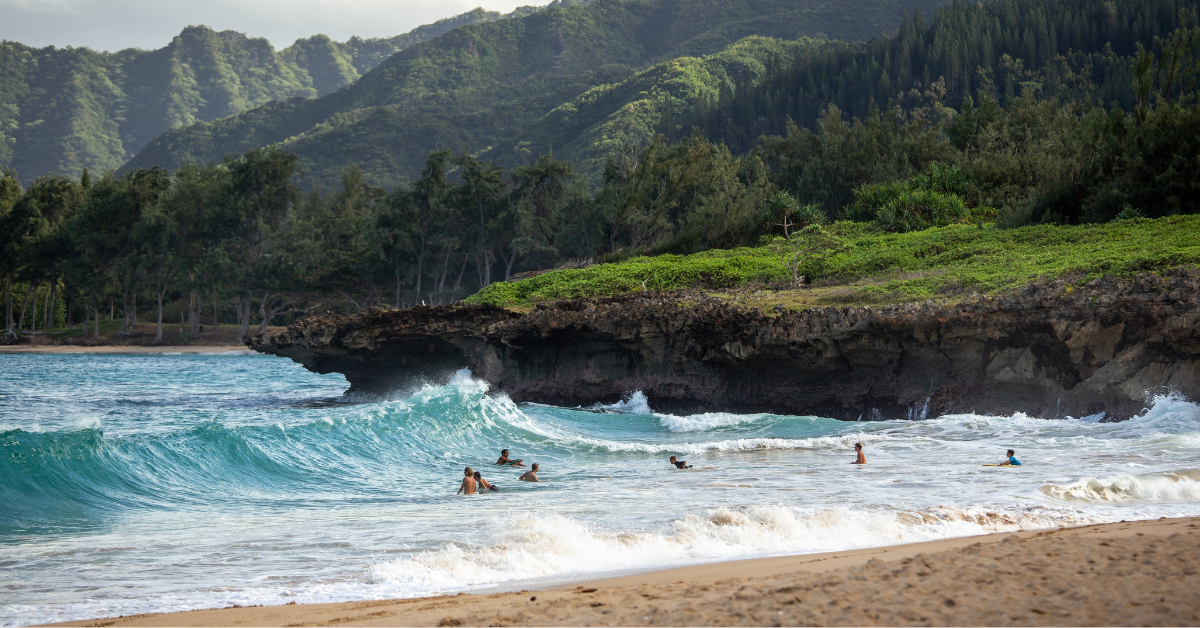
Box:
[1040,468,1200,503]
[368,504,1103,594]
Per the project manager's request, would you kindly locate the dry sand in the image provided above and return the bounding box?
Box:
[0,345,252,354]
[52,516,1200,627]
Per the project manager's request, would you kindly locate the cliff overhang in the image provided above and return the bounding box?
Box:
[248,271,1200,421]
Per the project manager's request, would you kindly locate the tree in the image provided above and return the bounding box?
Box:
[773,225,845,287]
[0,169,24,338]
[8,174,83,331]
[500,154,574,279]
[223,147,301,337]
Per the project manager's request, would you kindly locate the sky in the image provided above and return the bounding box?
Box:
[0,0,544,52]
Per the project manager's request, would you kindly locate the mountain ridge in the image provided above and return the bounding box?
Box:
[0,7,517,184]
[123,0,948,187]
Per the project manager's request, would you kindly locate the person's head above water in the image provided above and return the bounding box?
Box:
[1007,449,1015,456]
[531,463,539,471]
[854,442,863,451]
[473,471,481,479]
[669,456,678,462]
[464,466,474,477]
[501,449,509,456]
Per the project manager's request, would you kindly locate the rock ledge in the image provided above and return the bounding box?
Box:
[248,271,1200,420]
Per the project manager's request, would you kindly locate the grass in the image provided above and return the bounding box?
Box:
[466,215,1200,309]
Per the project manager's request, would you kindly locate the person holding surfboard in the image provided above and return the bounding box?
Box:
[496,449,527,467]
[1000,449,1022,466]
[852,442,866,464]
[669,455,692,469]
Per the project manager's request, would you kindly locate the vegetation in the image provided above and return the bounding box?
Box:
[0,8,511,185]
[673,0,1200,227]
[123,0,948,188]
[467,215,1200,307]
[2,0,1199,338]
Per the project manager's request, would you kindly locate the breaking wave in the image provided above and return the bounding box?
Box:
[368,504,1106,594]
[1040,469,1200,503]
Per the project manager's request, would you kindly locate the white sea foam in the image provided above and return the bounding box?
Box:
[368,504,1107,594]
[7,358,1200,628]
[657,411,771,432]
[566,432,883,454]
[594,391,654,414]
[1040,469,1200,503]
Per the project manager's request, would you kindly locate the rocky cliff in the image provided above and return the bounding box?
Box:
[248,270,1200,421]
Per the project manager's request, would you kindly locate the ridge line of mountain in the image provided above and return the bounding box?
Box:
[0,4,559,184]
[122,0,948,188]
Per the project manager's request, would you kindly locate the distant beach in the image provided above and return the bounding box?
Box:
[0,345,253,355]
[51,517,1200,626]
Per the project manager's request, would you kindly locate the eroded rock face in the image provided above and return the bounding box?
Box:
[248,271,1200,421]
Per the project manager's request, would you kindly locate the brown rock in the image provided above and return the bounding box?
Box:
[248,270,1200,421]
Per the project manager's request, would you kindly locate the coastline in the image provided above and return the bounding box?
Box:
[50,516,1200,627]
[0,345,254,355]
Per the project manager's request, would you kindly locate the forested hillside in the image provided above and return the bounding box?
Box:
[2,0,1198,345]
[124,0,948,188]
[0,8,509,184]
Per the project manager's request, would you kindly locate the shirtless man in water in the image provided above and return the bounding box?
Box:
[519,463,540,482]
[852,442,866,464]
[496,449,527,467]
[457,467,477,494]
[474,470,498,492]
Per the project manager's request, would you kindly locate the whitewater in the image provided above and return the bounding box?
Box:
[2,353,1200,626]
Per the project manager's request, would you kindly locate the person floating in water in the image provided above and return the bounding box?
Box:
[1000,449,1022,466]
[519,463,540,482]
[669,455,692,469]
[457,467,477,495]
[852,442,866,464]
[474,471,499,492]
[496,449,527,467]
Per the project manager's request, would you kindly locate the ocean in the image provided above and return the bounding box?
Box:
[3,352,1199,626]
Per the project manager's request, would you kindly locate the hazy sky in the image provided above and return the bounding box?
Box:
[0,0,545,52]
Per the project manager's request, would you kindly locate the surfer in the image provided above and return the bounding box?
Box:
[1000,449,1022,466]
[519,463,540,482]
[457,467,478,495]
[669,455,692,469]
[852,442,866,464]
[496,449,527,467]
[474,470,499,492]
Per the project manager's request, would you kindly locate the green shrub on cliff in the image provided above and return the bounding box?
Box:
[466,214,1200,307]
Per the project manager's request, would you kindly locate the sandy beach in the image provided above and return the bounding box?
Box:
[51,516,1200,627]
[0,345,252,354]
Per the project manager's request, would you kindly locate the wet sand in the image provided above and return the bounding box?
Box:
[51,516,1200,626]
[0,345,252,354]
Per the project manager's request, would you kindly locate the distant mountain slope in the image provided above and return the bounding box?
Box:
[0,8,507,184]
[124,0,947,187]
[482,36,813,175]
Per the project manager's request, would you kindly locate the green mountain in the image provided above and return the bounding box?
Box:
[0,7,508,184]
[124,0,947,187]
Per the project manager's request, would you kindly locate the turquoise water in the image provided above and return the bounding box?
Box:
[3,352,1200,626]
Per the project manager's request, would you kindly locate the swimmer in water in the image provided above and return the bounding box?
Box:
[1000,449,1022,466]
[474,471,499,492]
[496,449,527,467]
[852,442,866,464]
[519,463,540,482]
[669,455,692,469]
[457,467,477,495]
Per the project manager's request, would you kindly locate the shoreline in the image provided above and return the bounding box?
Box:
[0,345,254,355]
[50,516,1200,627]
